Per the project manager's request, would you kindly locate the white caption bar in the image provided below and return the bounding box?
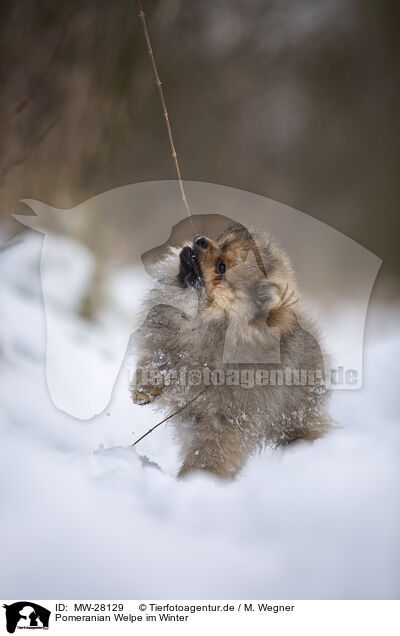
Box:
[1,600,399,635]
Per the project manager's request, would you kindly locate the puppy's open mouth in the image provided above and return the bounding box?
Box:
[178,246,203,288]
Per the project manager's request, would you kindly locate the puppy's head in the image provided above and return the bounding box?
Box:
[177,225,298,329]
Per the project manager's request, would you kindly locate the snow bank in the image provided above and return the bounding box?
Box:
[0,230,398,599]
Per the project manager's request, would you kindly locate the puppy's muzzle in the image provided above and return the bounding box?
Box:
[178,244,203,288]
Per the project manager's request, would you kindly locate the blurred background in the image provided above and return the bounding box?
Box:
[0,0,399,297]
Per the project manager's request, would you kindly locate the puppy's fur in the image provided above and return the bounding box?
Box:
[132,225,331,479]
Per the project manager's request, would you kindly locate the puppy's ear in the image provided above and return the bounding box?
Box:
[255,280,298,334]
[266,304,296,333]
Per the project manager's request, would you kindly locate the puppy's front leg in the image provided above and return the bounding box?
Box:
[131,357,164,406]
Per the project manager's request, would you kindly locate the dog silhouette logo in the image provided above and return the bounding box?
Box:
[2,602,50,633]
[12,181,381,418]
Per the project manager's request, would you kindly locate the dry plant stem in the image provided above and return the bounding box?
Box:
[132,387,208,447]
[137,1,195,234]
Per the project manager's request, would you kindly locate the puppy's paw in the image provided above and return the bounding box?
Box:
[131,384,163,405]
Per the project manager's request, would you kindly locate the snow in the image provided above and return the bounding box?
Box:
[0,229,399,599]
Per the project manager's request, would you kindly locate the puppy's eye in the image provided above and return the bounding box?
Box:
[218,261,226,275]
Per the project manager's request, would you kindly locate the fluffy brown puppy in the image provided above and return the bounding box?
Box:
[132,225,331,479]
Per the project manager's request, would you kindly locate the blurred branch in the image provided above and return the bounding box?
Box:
[0,25,67,130]
[0,117,60,187]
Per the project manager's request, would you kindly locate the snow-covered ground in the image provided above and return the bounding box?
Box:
[0,229,399,599]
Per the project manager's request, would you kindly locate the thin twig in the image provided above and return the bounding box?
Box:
[279,283,289,303]
[137,1,194,233]
[132,387,208,447]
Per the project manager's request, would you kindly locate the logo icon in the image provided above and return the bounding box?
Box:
[2,603,50,633]
[12,181,381,417]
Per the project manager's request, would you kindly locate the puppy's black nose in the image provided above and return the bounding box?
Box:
[194,236,209,249]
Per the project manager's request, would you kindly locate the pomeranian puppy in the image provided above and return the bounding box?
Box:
[131,225,331,479]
